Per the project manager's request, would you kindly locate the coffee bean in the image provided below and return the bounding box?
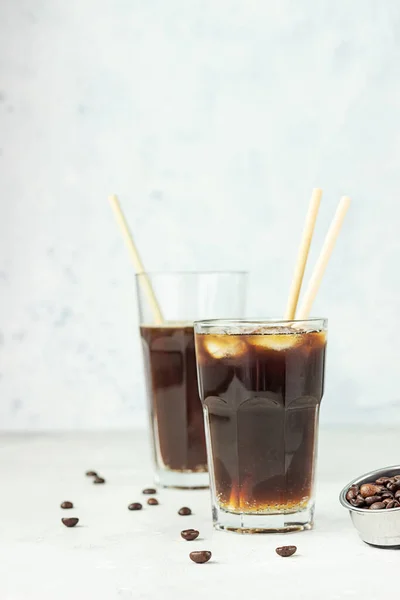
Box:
[86,470,97,477]
[350,495,365,507]
[360,483,381,498]
[349,477,400,509]
[346,488,357,502]
[369,502,386,510]
[60,501,73,509]
[142,488,157,495]
[62,517,79,527]
[376,477,390,485]
[387,482,400,492]
[147,498,159,505]
[178,507,192,516]
[128,503,142,511]
[365,495,381,506]
[275,545,297,557]
[381,491,394,499]
[181,529,199,541]
[93,477,105,484]
[189,551,211,564]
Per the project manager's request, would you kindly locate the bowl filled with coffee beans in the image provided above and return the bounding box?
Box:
[340,466,400,547]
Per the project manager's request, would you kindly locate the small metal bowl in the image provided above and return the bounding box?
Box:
[339,465,400,547]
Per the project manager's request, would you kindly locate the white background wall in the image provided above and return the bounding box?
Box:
[1,0,399,430]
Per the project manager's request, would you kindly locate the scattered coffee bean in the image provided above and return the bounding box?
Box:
[275,545,297,557]
[382,498,393,506]
[386,500,396,509]
[62,517,79,527]
[189,551,212,564]
[395,490,400,500]
[360,483,381,498]
[178,507,192,516]
[93,477,105,484]
[369,502,386,510]
[86,470,97,477]
[365,495,381,506]
[60,501,73,509]
[181,529,199,541]
[142,488,157,495]
[128,502,142,511]
[147,498,159,505]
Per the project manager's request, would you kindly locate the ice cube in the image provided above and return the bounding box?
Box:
[248,333,300,351]
[203,335,247,359]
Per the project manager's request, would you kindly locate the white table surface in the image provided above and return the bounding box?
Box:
[1,428,399,600]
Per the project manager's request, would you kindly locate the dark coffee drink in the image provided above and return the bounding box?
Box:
[195,325,326,520]
[140,324,207,475]
[136,272,246,488]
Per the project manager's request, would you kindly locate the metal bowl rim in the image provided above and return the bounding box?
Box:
[339,464,400,514]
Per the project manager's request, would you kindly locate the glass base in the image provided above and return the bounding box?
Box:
[213,504,314,533]
[155,468,209,489]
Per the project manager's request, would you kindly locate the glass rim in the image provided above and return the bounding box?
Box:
[194,317,327,328]
[135,270,248,277]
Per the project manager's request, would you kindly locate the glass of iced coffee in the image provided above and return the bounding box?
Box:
[194,318,327,532]
[136,272,247,489]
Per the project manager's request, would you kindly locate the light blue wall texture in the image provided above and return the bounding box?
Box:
[1,1,399,429]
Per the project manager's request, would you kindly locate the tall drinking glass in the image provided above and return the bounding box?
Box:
[136,272,247,489]
[194,318,327,532]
